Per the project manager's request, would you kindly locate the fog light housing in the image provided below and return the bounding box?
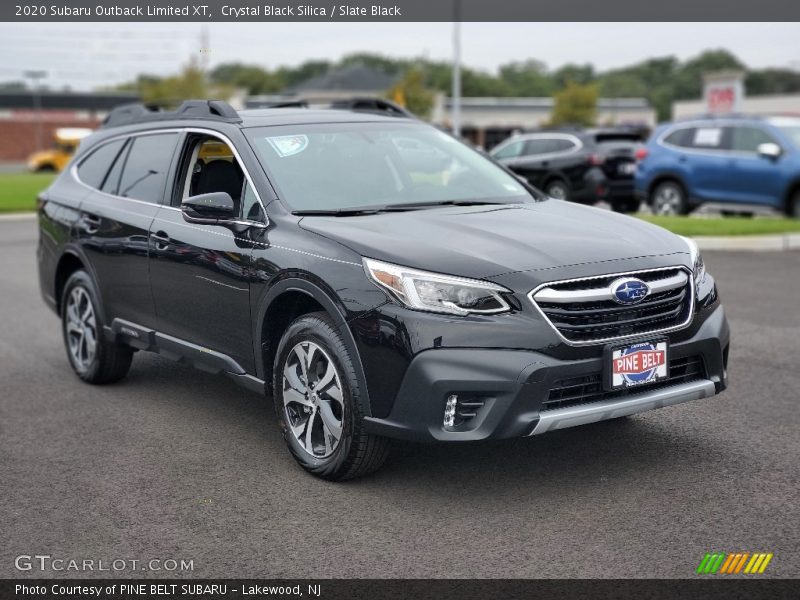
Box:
[443,395,458,428]
[443,394,487,431]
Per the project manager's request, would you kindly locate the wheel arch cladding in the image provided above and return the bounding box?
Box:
[254,277,373,417]
[54,251,86,313]
[649,173,688,199]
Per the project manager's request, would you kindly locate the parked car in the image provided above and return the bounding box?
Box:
[489,129,643,212]
[635,115,800,216]
[37,100,728,480]
[27,127,93,172]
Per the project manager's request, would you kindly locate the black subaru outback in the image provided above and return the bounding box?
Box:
[37,100,729,480]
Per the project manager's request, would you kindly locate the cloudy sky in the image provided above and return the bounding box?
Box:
[0,22,798,90]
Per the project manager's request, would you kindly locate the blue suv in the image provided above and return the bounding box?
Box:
[635,116,800,216]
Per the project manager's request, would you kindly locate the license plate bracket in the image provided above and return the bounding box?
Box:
[604,338,669,391]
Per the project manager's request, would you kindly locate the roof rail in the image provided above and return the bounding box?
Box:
[101,99,241,128]
[329,97,415,118]
[675,112,762,122]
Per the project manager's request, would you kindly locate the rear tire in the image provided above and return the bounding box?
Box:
[650,181,688,215]
[61,270,133,384]
[273,312,390,481]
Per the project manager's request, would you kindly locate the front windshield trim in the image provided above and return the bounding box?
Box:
[244,121,539,213]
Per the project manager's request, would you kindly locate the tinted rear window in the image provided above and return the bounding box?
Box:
[117,133,179,203]
[77,139,126,190]
[662,127,695,148]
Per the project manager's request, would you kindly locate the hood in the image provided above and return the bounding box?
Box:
[299,199,688,280]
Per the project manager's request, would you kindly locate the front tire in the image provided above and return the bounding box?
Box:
[61,270,133,384]
[545,179,570,201]
[273,312,390,481]
[788,189,800,218]
[650,181,688,215]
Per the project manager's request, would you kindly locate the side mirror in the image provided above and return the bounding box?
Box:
[757,142,782,160]
[181,192,235,224]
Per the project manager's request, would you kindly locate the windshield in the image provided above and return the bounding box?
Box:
[775,126,800,149]
[245,122,534,212]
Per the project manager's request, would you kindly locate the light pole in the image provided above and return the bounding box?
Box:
[24,70,47,152]
[451,1,461,138]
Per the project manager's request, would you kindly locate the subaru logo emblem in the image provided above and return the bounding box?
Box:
[610,277,650,305]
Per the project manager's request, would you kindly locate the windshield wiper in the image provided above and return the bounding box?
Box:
[381,200,511,210]
[292,200,514,217]
[292,208,385,216]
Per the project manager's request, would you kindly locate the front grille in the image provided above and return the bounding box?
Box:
[542,355,706,412]
[531,267,693,344]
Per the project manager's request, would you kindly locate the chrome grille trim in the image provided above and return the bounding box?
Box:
[528,266,695,346]
[534,270,688,304]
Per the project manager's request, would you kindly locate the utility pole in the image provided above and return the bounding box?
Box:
[451,1,461,138]
[24,70,47,152]
[199,26,210,73]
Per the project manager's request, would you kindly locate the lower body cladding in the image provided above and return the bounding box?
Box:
[363,305,729,442]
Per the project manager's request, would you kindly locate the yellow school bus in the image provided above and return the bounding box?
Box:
[27,128,93,172]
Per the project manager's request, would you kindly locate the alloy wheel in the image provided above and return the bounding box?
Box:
[282,341,345,458]
[653,185,683,215]
[65,286,97,372]
[546,182,568,200]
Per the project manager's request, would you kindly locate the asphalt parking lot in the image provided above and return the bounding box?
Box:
[1,218,798,579]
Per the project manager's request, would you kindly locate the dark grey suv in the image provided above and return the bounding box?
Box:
[37,100,729,480]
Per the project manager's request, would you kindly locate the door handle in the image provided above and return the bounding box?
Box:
[150,231,171,250]
[81,214,101,234]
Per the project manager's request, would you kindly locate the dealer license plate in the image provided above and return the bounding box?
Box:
[607,340,668,390]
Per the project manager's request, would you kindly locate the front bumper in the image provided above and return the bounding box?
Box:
[362,304,729,442]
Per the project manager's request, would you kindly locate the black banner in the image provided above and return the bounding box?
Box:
[2,0,800,22]
[3,579,800,600]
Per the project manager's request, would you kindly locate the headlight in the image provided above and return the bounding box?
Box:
[364,258,512,315]
[680,236,706,288]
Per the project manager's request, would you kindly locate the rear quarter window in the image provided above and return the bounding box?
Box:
[662,127,695,148]
[76,139,126,190]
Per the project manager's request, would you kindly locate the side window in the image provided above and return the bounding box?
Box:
[663,127,695,148]
[549,139,576,153]
[180,136,248,217]
[100,139,130,195]
[730,126,776,153]
[76,139,126,190]
[690,127,724,150]
[492,141,524,160]
[118,133,179,202]
[522,138,555,156]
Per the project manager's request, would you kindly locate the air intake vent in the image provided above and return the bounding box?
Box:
[543,355,706,412]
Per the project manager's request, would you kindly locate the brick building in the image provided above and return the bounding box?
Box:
[0,91,139,163]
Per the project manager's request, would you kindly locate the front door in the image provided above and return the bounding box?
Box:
[148,133,259,373]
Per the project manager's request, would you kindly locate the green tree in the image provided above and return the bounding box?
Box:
[499,59,554,96]
[386,68,435,118]
[210,63,284,95]
[131,60,209,108]
[550,82,598,126]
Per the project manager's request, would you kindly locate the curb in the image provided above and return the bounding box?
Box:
[0,212,37,222]
[694,233,800,252]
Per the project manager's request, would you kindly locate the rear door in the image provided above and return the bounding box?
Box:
[508,136,583,189]
[682,125,731,202]
[75,132,179,328]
